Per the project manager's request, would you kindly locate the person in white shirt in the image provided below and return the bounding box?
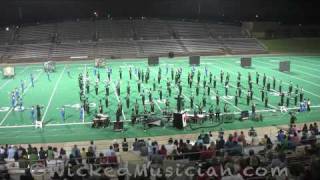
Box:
[105,146,115,157]
[7,145,16,160]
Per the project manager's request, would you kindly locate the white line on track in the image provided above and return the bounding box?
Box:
[41,67,66,123]
[0,70,43,126]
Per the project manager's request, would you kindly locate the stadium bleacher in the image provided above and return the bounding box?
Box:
[0,19,267,62]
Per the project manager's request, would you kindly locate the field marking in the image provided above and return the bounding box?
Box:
[126,63,162,111]
[255,61,320,88]
[0,70,43,126]
[41,67,66,123]
[280,57,320,72]
[110,80,127,121]
[222,58,320,99]
[211,61,278,110]
[262,59,320,79]
[0,66,29,91]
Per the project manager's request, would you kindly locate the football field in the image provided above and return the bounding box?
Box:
[0,55,320,144]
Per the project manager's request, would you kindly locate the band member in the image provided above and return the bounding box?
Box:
[129,67,132,80]
[98,100,103,113]
[196,84,200,96]
[238,87,242,97]
[300,88,304,102]
[235,92,238,106]
[272,76,276,89]
[127,82,131,95]
[105,95,109,108]
[202,95,207,107]
[237,72,241,81]
[207,85,211,96]
[225,84,229,96]
[159,87,163,101]
[286,96,290,107]
[213,76,217,88]
[215,106,221,121]
[150,100,155,113]
[246,91,250,106]
[190,94,194,109]
[266,80,271,91]
[252,103,256,116]
[261,88,265,102]
[209,72,213,84]
[95,83,99,95]
[119,68,122,79]
[256,72,260,84]
[137,80,141,93]
[280,92,285,106]
[294,93,298,106]
[216,91,220,106]
[134,100,139,115]
[248,72,252,83]
[262,73,266,87]
[288,81,293,95]
[141,91,145,106]
[209,105,214,122]
[279,80,282,93]
[116,81,120,96]
[80,105,85,122]
[265,95,269,108]
[220,70,224,84]
[126,94,130,109]
[307,99,311,111]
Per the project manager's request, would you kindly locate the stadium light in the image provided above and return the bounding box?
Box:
[5,27,9,31]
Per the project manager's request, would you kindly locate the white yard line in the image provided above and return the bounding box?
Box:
[127,63,162,111]
[256,61,320,88]
[261,60,320,80]
[0,70,43,126]
[212,61,278,110]
[110,80,127,121]
[0,66,29,90]
[41,67,66,123]
[221,58,320,99]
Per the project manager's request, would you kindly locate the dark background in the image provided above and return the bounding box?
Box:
[0,0,319,26]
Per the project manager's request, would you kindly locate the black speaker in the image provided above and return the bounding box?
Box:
[279,61,290,72]
[240,110,249,120]
[148,56,159,66]
[173,113,183,129]
[241,57,252,68]
[189,56,200,66]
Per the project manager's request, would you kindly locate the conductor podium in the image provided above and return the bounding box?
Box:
[173,112,187,129]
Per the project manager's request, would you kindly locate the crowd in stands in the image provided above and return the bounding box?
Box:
[0,123,319,180]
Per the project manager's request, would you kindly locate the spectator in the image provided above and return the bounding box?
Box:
[113,140,120,152]
[122,138,129,152]
[238,131,246,146]
[39,147,47,161]
[7,145,16,160]
[105,146,115,157]
[89,140,97,154]
[47,146,54,160]
[71,145,80,158]
[247,149,260,169]
[290,132,300,145]
[164,138,175,156]
[158,145,167,158]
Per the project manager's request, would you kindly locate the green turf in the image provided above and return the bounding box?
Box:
[0,55,320,144]
[260,38,320,53]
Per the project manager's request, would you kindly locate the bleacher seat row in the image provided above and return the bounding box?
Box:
[0,19,267,61]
